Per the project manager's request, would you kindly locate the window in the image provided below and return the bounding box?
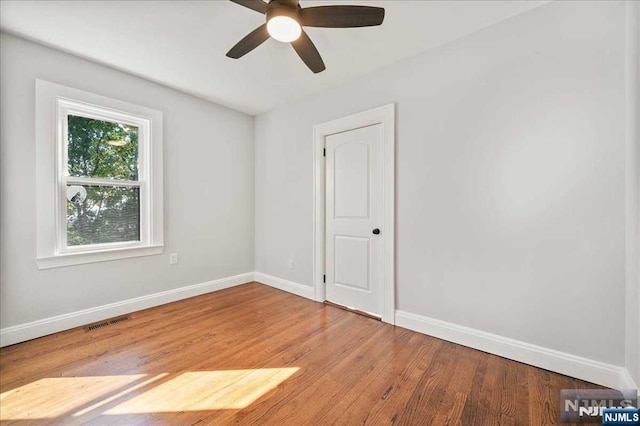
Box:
[36,80,163,269]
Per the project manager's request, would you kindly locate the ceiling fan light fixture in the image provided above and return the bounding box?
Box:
[266,9,301,42]
[227,0,386,73]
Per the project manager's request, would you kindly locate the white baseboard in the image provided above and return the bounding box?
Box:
[0,272,254,347]
[395,310,632,391]
[254,272,316,301]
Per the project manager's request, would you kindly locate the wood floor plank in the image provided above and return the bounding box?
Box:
[0,283,604,425]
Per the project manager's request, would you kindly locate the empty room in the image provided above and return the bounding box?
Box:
[0,0,639,424]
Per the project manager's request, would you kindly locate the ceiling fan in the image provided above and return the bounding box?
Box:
[226,0,385,73]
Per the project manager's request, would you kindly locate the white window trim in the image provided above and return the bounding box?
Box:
[35,80,164,269]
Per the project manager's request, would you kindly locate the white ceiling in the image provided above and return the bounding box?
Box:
[0,0,547,115]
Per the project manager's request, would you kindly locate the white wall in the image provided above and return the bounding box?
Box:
[0,34,254,329]
[625,1,640,389]
[255,0,629,368]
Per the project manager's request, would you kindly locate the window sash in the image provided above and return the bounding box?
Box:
[65,177,141,187]
[62,180,145,253]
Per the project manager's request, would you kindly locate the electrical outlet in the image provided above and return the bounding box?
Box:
[169,253,179,265]
[289,258,294,269]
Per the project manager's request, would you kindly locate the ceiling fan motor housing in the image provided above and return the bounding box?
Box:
[266,4,301,25]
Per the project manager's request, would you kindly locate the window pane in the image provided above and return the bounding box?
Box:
[66,185,140,246]
[67,115,138,180]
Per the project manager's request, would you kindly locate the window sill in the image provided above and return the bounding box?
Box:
[36,245,164,270]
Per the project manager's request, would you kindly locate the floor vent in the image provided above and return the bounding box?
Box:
[85,315,131,332]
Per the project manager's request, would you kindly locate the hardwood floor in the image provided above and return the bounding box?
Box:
[0,282,601,425]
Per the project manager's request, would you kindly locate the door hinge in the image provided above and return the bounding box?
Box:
[323,274,326,283]
[323,148,326,157]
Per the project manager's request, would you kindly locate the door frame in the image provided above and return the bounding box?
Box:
[312,103,395,324]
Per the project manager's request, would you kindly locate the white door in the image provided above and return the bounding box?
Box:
[325,123,383,316]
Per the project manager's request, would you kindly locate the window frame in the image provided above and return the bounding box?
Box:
[36,80,163,269]
[58,101,150,254]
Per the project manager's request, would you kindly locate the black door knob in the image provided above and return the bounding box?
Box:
[372,228,380,235]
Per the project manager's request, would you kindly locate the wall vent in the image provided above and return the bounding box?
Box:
[85,315,131,332]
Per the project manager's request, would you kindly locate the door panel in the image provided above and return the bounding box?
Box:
[334,236,370,291]
[334,143,369,218]
[326,123,383,316]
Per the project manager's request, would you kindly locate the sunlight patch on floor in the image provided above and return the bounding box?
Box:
[0,374,146,420]
[72,373,169,416]
[0,368,299,420]
[104,368,299,414]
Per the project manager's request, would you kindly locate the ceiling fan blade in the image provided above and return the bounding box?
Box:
[226,24,270,59]
[300,6,385,28]
[229,0,269,14]
[291,30,325,73]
